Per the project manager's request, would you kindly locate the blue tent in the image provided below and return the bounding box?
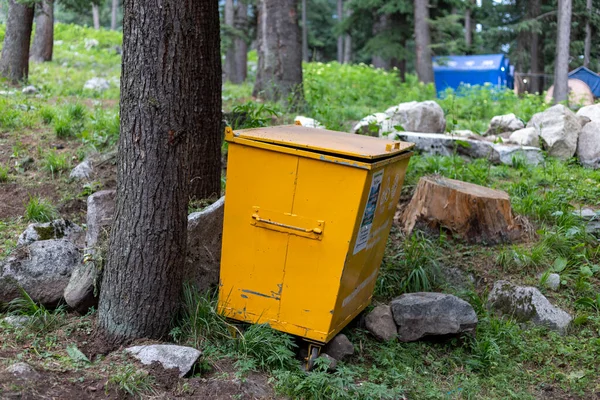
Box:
[568,66,600,97]
[433,54,514,94]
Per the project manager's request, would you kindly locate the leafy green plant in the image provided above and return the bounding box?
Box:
[0,163,9,182]
[41,149,70,176]
[105,364,156,398]
[235,323,297,371]
[7,287,66,334]
[53,113,76,138]
[576,294,600,312]
[226,101,279,130]
[39,106,56,124]
[24,195,59,222]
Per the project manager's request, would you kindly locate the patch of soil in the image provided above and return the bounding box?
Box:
[0,182,63,219]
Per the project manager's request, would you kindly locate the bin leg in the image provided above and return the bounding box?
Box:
[305,344,321,371]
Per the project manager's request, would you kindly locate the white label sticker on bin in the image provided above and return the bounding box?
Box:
[353,170,384,255]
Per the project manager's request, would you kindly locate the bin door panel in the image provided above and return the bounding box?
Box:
[277,158,366,342]
[219,145,298,324]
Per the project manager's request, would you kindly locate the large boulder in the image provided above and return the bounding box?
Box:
[185,197,225,292]
[364,305,397,342]
[576,121,600,169]
[576,103,600,122]
[0,240,81,305]
[353,113,394,136]
[125,344,202,378]
[487,280,572,333]
[86,190,116,248]
[485,113,524,136]
[508,127,539,147]
[17,219,84,248]
[385,101,446,133]
[390,292,478,342]
[526,104,581,160]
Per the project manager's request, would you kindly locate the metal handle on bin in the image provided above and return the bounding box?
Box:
[385,142,401,152]
[251,214,323,235]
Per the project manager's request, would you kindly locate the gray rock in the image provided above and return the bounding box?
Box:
[572,208,599,221]
[487,280,572,333]
[385,101,446,133]
[578,115,592,128]
[6,362,40,379]
[86,190,116,248]
[439,266,475,291]
[449,130,475,137]
[508,127,539,147]
[0,239,81,305]
[64,261,100,313]
[587,221,600,235]
[544,273,561,291]
[390,292,478,342]
[364,305,397,342]
[83,77,110,91]
[294,116,323,128]
[577,121,600,169]
[69,160,93,180]
[126,344,201,378]
[318,353,338,372]
[323,334,354,361]
[485,113,524,136]
[185,197,225,292]
[353,113,394,136]
[576,103,600,122]
[22,85,38,95]
[491,144,544,166]
[527,104,581,160]
[17,219,84,248]
[84,38,99,50]
[2,315,31,328]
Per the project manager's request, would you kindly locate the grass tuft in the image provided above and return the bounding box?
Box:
[24,195,59,222]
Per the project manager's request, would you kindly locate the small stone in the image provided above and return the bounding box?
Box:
[318,353,338,372]
[508,127,539,147]
[84,38,99,50]
[353,113,394,136]
[17,219,84,247]
[385,101,446,133]
[572,208,598,221]
[2,315,31,328]
[485,113,524,136]
[126,344,202,378]
[69,160,93,181]
[83,77,110,91]
[323,334,354,361]
[22,85,38,95]
[6,362,40,379]
[544,273,561,291]
[364,305,397,341]
[294,116,323,128]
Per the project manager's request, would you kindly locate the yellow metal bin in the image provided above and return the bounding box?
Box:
[218,125,414,345]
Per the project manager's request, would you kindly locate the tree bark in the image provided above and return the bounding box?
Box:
[584,0,592,68]
[402,176,523,244]
[224,0,236,82]
[98,0,220,344]
[0,0,34,83]
[343,33,351,64]
[189,1,222,200]
[337,0,343,63]
[464,8,472,49]
[92,3,100,29]
[553,0,572,104]
[372,12,389,69]
[414,0,434,85]
[302,0,308,62]
[529,0,541,94]
[253,0,303,105]
[111,0,119,30]
[30,0,54,63]
[233,0,248,83]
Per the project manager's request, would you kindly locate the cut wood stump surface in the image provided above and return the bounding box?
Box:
[402,175,522,244]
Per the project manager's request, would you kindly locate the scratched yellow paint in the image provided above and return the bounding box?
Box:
[218,125,413,344]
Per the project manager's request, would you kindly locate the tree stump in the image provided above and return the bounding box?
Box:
[402,175,522,244]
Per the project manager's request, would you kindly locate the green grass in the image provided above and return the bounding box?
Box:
[105,364,156,398]
[24,196,59,223]
[0,163,9,182]
[7,287,66,334]
[40,149,70,176]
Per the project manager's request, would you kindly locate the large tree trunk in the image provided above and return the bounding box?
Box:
[189,1,222,200]
[30,0,54,63]
[343,33,351,63]
[0,0,34,83]
[372,13,389,69]
[233,1,248,83]
[224,0,236,82]
[414,0,434,85]
[529,0,541,94]
[92,3,100,29]
[584,0,592,68]
[337,0,343,63]
[302,0,308,62]
[98,0,219,345]
[253,0,303,104]
[402,176,523,244]
[111,0,119,30]
[553,0,572,104]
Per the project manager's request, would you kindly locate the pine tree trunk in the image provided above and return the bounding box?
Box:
[302,0,308,62]
[343,33,351,63]
[98,0,220,345]
[553,0,572,104]
[0,0,34,83]
[224,0,236,82]
[234,1,248,83]
[253,0,303,104]
[584,0,592,68]
[464,8,472,49]
[529,0,541,94]
[414,0,434,85]
[30,0,54,63]
[337,0,343,63]
[372,13,389,69]
[111,0,118,30]
[92,4,100,29]
[188,1,222,200]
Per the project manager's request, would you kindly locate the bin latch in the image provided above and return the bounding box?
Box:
[251,207,324,240]
[385,142,401,152]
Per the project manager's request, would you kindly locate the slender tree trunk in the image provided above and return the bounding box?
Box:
[584,0,592,68]
[0,0,34,83]
[92,4,100,29]
[529,0,541,94]
[553,0,572,104]
[302,0,309,62]
[372,13,389,69]
[253,0,304,105]
[224,0,236,82]
[234,1,248,82]
[98,0,219,345]
[111,0,118,30]
[464,8,472,48]
[343,34,351,63]
[414,0,434,85]
[30,0,54,63]
[189,1,222,199]
[337,0,343,63]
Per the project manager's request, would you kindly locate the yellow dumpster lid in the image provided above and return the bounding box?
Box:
[227,125,414,160]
